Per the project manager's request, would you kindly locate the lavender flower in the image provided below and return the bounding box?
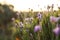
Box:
[34,25,41,32]
[50,16,60,22]
[50,16,56,22]
[53,24,60,36]
[37,12,42,19]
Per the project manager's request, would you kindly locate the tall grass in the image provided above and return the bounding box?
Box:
[0,11,60,40]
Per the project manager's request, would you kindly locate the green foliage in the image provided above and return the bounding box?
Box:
[0,4,15,25]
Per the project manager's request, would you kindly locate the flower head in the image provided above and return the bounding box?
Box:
[19,22,24,28]
[50,16,60,22]
[11,18,15,21]
[53,24,60,36]
[34,25,41,32]
[37,12,42,19]
[53,27,60,35]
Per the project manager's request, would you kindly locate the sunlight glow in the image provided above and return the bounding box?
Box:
[0,0,60,11]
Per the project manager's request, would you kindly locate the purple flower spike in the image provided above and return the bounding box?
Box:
[34,25,41,32]
[53,26,60,36]
[53,27,59,35]
[50,16,58,22]
[50,16,60,22]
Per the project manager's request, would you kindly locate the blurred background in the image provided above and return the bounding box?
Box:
[0,0,60,40]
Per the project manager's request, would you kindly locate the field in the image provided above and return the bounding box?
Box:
[0,4,60,40]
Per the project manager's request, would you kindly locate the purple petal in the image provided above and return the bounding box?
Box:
[50,16,60,22]
[50,16,58,22]
[37,13,42,19]
[34,25,41,32]
[53,27,60,35]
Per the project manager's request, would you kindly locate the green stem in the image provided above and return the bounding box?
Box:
[38,32,40,40]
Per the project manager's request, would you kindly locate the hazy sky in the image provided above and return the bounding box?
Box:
[0,0,60,11]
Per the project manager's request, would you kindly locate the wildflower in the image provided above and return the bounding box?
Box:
[50,16,60,22]
[19,22,24,28]
[11,18,15,21]
[53,24,60,36]
[25,18,29,21]
[11,18,16,26]
[25,18,30,24]
[19,22,24,31]
[34,25,41,32]
[37,12,42,19]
